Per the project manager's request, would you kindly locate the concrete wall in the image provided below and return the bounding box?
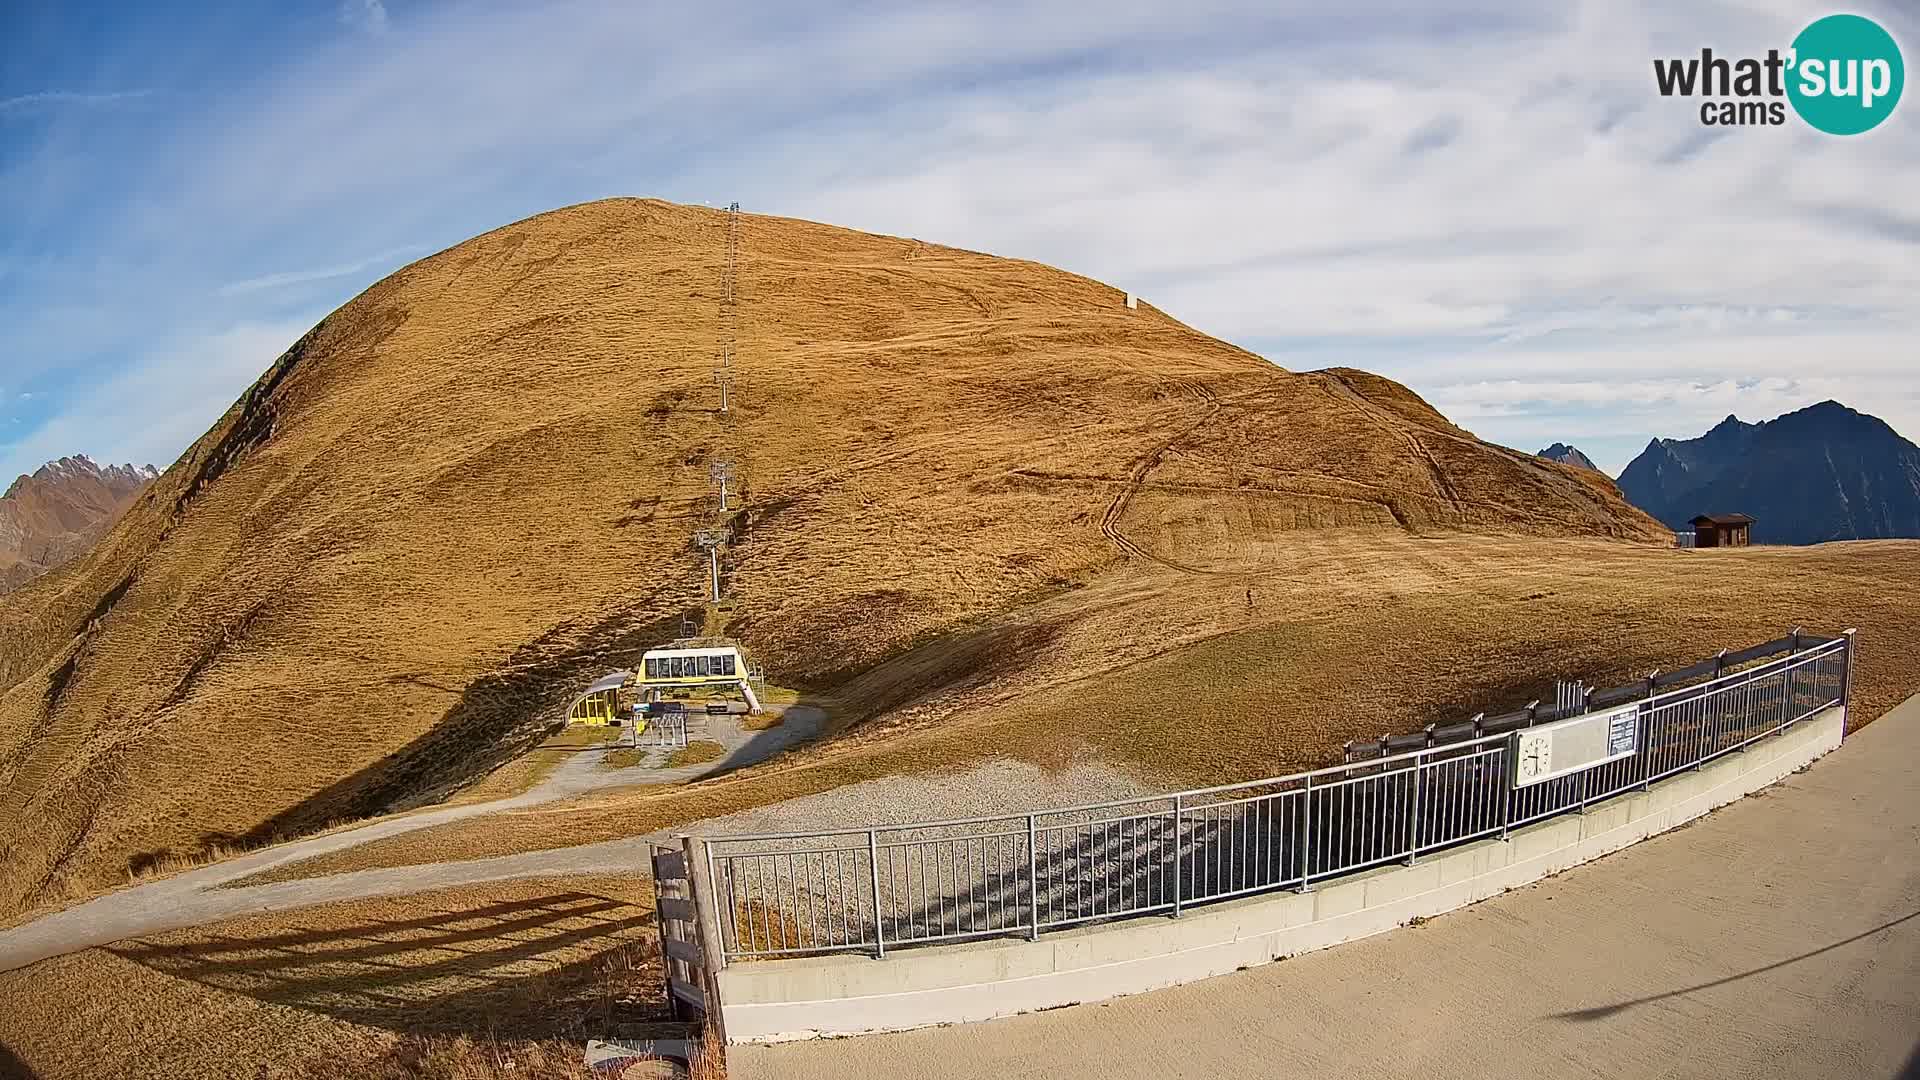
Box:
[716,706,1845,1043]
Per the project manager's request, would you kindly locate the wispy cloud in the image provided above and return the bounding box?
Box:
[215,246,426,295]
[0,319,318,480]
[0,89,152,112]
[340,0,390,35]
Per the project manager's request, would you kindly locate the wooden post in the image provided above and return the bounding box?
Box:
[682,835,730,1045]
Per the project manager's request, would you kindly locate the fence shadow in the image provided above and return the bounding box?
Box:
[106,890,671,1040]
[715,644,1847,957]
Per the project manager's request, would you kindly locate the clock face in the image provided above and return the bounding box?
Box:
[1517,733,1553,779]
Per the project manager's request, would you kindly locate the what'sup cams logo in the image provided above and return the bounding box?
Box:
[1654,13,1904,134]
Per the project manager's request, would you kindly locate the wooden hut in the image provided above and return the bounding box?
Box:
[1689,513,1755,548]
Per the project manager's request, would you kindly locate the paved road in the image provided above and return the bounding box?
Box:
[733,692,1920,1080]
[0,705,822,974]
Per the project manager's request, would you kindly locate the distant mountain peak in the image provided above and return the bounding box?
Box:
[1537,443,1599,471]
[1,454,157,594]
[1617,400,1920,546]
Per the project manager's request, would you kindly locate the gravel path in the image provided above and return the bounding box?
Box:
[0,707,1139,975]
[681,758,1152,837]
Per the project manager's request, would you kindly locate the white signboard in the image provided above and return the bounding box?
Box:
[1510,703,1641,788]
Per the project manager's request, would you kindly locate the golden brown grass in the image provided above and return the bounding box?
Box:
[665,740,729,768]
[236,536,1920,886]
[602,747,648,770]
[0,875,697,1080]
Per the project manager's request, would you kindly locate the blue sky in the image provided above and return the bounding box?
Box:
[2,0,1916,481]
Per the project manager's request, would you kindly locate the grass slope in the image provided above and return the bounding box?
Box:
[242,536,1920,885]
[0,198,1667,918]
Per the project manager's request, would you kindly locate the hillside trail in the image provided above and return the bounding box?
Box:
[0,705,823,975]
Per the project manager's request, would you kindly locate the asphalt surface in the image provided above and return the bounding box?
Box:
[731,692,1920,1080]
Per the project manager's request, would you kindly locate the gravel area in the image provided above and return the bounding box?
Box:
[685,757,1157,838]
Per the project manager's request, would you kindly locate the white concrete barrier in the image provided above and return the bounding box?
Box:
[715,705,1845,1043]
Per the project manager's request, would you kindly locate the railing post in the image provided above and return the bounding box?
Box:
[867,829,885,959]
[1641,676,1656,791]
[1498,743,1512,841]
[1404,759,1422,865]
[1297,777,1314,892]
[1841,628,1858,738]
[1027,814,1040,939]
[1775,629,1800,738]
[1171,797,1185,915]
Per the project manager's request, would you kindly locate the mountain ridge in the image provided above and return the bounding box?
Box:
[1537,442,1599,471]
[1617,401,1920,544]
[0,455,157,595]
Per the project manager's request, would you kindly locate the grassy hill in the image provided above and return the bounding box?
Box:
[0,197,1852,921]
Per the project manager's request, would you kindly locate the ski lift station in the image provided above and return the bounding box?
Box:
[566,641,762,725]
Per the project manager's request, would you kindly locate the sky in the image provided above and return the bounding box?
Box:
[1,0,1915,481]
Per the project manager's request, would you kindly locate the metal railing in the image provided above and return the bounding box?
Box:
[639,710,691,750]
[699,632,1852,961]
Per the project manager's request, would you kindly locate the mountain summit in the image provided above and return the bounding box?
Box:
[0,455,157,594]
[1617,401,1920,544]
[1537,443,1599,471]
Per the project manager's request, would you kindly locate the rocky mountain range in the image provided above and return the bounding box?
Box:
[0,456,158,594]
[1616,402,1920,545]
[1538,443,1599,471]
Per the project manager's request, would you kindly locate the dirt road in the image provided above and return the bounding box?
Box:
[731,692,1920,1080]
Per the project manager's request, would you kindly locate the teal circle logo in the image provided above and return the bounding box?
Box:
[1787,14,1904,135]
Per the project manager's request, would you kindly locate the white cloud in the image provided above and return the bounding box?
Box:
[0,319,315,481]
[3,0,1916,485]
[0,89,151,112]
[216,246,424,295]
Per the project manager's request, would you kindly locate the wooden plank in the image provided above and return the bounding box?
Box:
[668,980,706,1010]
[665,938,704,965]
[658,897,698,923]
[654,850,688,880]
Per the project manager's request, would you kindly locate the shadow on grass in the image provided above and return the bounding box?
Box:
[0,1039,39,1080]
[124,607,698,878]
[105,890,678,1042]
